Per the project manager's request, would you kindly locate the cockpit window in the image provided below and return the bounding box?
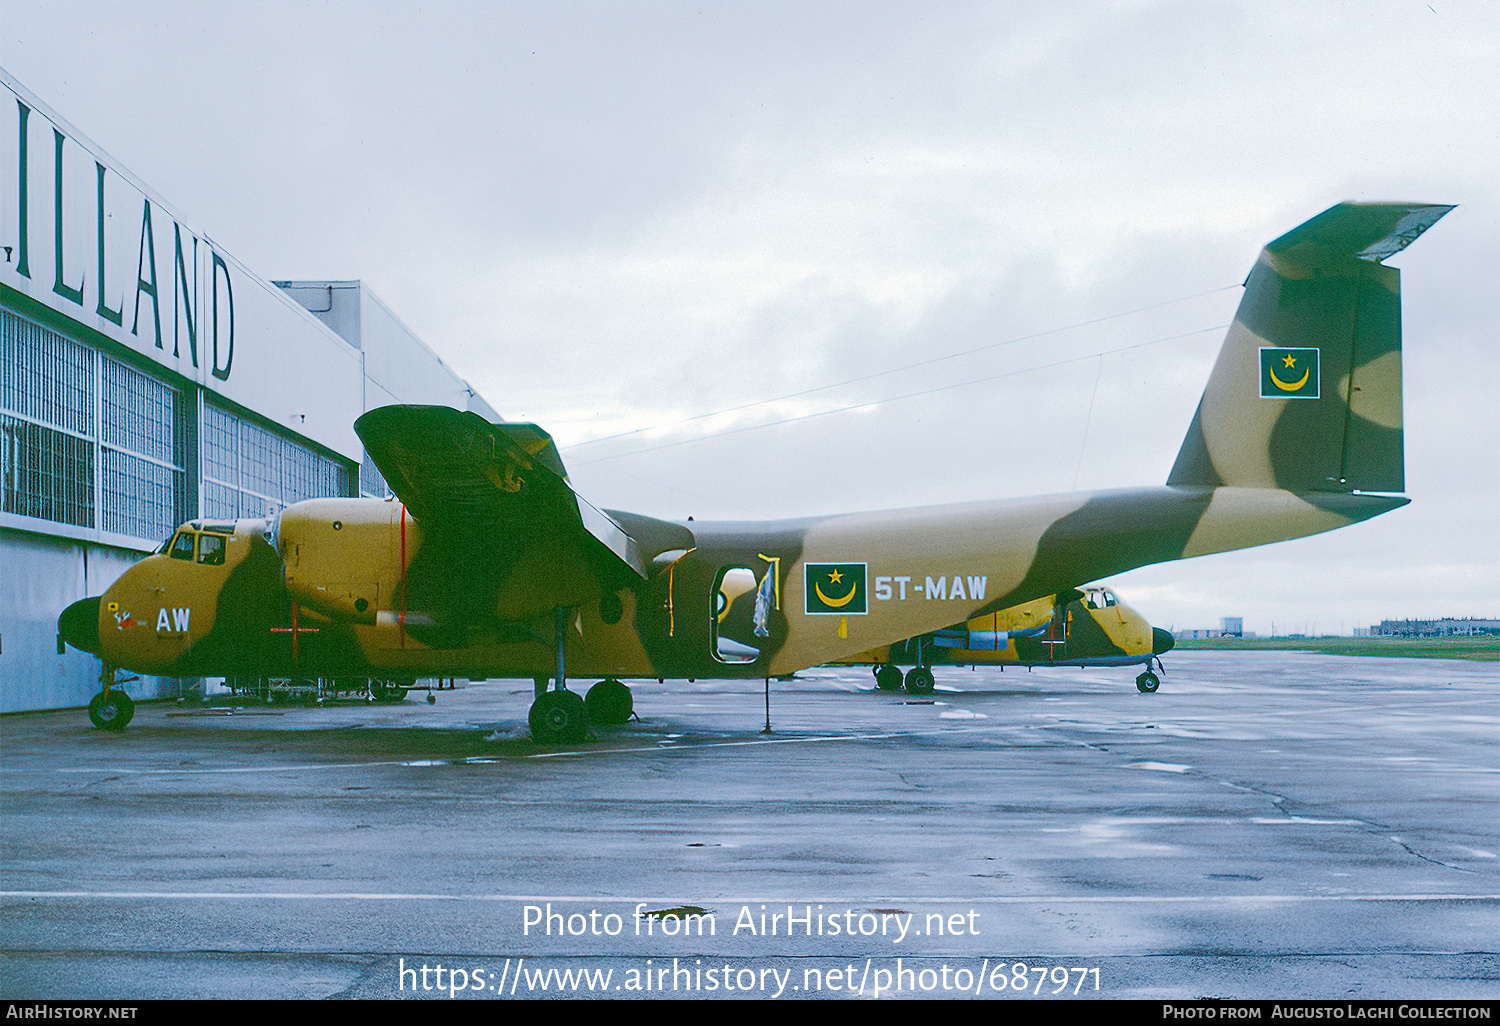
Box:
[169,531,196,561]
[198,533,227,566]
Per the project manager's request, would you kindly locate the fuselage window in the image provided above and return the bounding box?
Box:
[169,531,196,561]
[198,533,227,566]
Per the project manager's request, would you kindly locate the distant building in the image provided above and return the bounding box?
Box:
[1174,629,1223,640]
[1221,616,1243,637]
[1370,618,1500,638]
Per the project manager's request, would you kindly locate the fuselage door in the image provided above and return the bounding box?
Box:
[712,566,769,664]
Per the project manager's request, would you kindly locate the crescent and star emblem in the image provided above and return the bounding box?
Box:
[1267,354,1311,392]
[813,575,859,608]
[805,563,868,614]
[1259,347,1319,399]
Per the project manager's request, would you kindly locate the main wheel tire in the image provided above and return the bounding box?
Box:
[1136,671,1160,694]
[88,690,135,731]
[875,664,904,691]
[904,666,936,695]
[529,689,588,744]
[584,679,633,724]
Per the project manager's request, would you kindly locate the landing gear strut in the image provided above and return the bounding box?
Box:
[88,665,135,731]
[525,608,640,742]
[527,607,590,744]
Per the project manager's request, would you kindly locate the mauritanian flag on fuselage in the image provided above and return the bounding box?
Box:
[1259,347,1321,399]
[805,563,868,615]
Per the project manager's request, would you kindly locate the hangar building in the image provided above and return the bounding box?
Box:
[0,70,497,713]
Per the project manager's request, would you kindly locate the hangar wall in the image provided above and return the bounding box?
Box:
[0,70,496,713]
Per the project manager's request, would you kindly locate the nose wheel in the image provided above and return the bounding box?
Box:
[1136,670,1160,693]
[87,665,135,731]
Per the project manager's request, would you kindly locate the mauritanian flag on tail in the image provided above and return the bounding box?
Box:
[805,563,868,615]
[1259,347,1321,399]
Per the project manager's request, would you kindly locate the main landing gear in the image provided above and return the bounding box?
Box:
[903,666,936,695]
[529,689,588,743]
[871,662,936,695]
[526,606,636,743]
[527,679,635,743]
[584,679,634,724]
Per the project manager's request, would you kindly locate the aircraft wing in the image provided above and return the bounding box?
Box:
[355,406,650,631]
[356,405,646,578]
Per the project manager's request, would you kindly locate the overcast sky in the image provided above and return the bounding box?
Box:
[4,1,1496,636]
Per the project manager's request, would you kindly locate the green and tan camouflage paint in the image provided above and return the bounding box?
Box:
[60,203,1451,689]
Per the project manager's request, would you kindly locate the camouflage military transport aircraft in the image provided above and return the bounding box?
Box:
[829,586,1175,695]
[57,202,1450,741]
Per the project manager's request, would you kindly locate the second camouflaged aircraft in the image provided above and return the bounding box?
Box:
[830,586,1174,695]
[58,202,1450,741]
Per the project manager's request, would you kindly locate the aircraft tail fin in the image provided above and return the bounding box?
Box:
[1167,202,1452,493]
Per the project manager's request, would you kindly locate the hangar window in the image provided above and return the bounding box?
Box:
[101,448,177,540]
[101,358,184,541]
[0,310,93,436]
[202,398,354,518]
[1,311,190,541]
[359,451,389,499]
[3,304,351,544]
[0,312,96,529]
[0,413,94,527]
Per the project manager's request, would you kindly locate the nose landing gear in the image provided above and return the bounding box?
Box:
[87,665,136,731]
[1136,657,1165,693]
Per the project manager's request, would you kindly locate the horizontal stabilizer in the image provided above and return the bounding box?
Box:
[1266,202,1454,265]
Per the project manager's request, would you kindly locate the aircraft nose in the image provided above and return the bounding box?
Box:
[1152,627,1176,655]
[58,597,102,655]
